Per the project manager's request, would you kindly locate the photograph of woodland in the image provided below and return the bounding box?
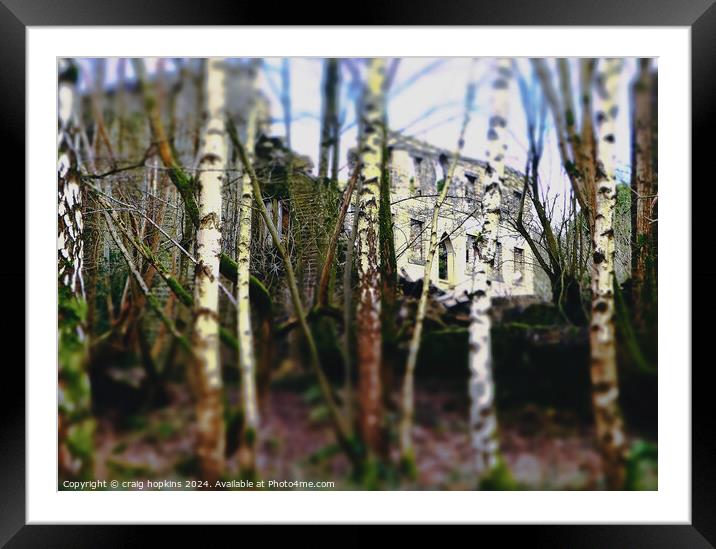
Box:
[58,57,657,491]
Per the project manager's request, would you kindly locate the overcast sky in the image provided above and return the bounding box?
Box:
[79,57,644,211]
[255,57,639,205]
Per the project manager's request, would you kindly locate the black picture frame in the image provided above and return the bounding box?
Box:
[3,0,713,543]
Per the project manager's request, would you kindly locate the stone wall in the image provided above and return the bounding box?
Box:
[383,132,544,299]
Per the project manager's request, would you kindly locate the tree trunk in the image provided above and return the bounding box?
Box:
[317,165,359,308]
[192,58,228,483]
[578,59,598,235]
[469,58,511,479]
[281,59,292,149]
[58,62,85,298]
[174,59,203,169]
[318,59,340,182]
[468,269,498,476]
[379,130,398,415]
[132,59,200,230]
[630,58,657,333]
[591,58,628,490]
[236,84,259,477]
[533,58,594,225]
[57,59,94,481]
[84,59,110,339]
[399,159,455,463]
[330,63,342,185]
[355,58,386,456]
[230,122,360,469]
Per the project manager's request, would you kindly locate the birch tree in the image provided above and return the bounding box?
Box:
[400,60,478,467]
[192,58,229,482]
[236,73,260,477]
[57,58,94,480]
[590,58,627,489]
[229,124,360,470]
[355,58,386,455]
[469,58,512,481]
[58,60,85,298]
[534,58,629,488]
[533,59,596,229]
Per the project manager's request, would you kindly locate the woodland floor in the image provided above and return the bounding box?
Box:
[93,379,654,491]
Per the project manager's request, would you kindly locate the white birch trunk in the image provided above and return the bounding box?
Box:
[193,58,228,481]
[58,59,84,298]
[57,58,93,480]
[469,58,511,477]
[355,58,386,454]
[237,87,259,471]
[468,270,497,474]
[591,58,627,489]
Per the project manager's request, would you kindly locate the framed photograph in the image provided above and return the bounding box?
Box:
[3,0,712,543]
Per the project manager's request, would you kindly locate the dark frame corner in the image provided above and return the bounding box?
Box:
[3,0,714,545]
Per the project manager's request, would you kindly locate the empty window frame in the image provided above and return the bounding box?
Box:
[494,241,503,281]
[513,246,525,284]
[409,219,425,262]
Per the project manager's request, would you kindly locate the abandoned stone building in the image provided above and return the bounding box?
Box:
[88,63,544,337]
[379,132,539,299]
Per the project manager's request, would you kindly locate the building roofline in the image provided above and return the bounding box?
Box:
[387,129,525,182]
